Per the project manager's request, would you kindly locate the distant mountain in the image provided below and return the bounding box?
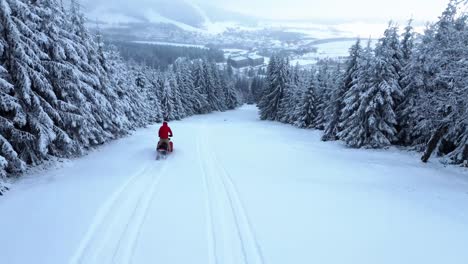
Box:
[83,0,258,33]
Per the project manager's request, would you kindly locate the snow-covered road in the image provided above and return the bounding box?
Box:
[1,105,468,264]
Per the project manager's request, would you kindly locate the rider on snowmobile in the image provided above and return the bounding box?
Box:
[158,121,173,152]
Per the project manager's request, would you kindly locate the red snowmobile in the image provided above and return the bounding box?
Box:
[156,138,173,160]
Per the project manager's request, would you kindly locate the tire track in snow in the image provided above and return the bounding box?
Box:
[198,124,264,264]
[111,162,169,264]
[196,130,219,264]
[211,147,266,264]
[69,160,168,264]
[68,163,153,264]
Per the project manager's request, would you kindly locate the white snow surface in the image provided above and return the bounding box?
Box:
[1,106,468,264]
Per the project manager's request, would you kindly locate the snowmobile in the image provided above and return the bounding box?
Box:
[156,138,173,160]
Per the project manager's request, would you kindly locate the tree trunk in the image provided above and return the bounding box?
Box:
[421,125,448,163]
[462,144,468,167]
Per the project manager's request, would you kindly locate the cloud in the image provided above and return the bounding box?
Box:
[82,0,448,23]
[202,0,447,21]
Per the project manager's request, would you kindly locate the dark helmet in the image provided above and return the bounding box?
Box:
[163,121,168,125]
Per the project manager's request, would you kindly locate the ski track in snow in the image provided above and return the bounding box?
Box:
[197,124,264,264]
[69,159,169,264]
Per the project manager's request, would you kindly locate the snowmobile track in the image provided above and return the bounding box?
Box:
[197,125,265,264]
[196,133,218,264]
[69,161,169,264]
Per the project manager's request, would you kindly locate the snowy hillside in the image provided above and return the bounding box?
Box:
[1,106,467,264]
[84,0,254,34]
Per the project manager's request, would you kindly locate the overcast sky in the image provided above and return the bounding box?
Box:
[203,0,448,21]
[83,0,449,23]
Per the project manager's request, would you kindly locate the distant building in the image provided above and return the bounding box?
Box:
[248,55,265,67]
[228,56,250,68]
[228,54,265,68]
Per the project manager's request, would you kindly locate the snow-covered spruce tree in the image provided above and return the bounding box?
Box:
[160,76,175,121]
[104,46,151,128]
[0,52,27,177]
[203,60,223,112]
[340,25,403,149]
[321,63,343,132]
[218,68,241,110]
[322,39,362,141]
[213,65,228,111]
[315,60,334,130]
[173,58,195,116]
[234,76,250,104]
[338,41,373,147]
[279,63,306,124]
[68,0,128,139]
[251,76,266,104]
[414,2,468,165]
[132,64,163,123]
[0,154,8,194]
[181,60,209,115]
[191,59,211,114]
[277,83,296,124]
[258,56,289,121]
[294,74,319,129]
[400,19,415,65]
[33,0,105,157]
[167,71,185,120]
[396,19,422,146]
[0,0,61,165]
[224,80,241,110]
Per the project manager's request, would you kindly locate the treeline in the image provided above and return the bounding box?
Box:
[0,0,241,193]
[112,41,225,70]
[258,1,468,167]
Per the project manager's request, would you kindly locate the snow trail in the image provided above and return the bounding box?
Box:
[196,128,219,264]
[69,161,169,264]
[200,124,265,264]
[1,106,468,264]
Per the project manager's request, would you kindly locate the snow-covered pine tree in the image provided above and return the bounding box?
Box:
[31,0,97,157]
[191,59,210,114]
[213,65,228,111]
[0,50,27,176]
[396,19,421,145]
[224,78,241,110]
[203,60,223,112]
[160,76,175,121]
[167,71,185,120]
[104,46,151,128]
[173,58,195,116]
[294,74,319,128]
[287,67,309,125]
[258,56,289,121]
[0,0,59,165]
[338,40,373,147]
[322,39,362,141]
[277,83,296,124]
[250,76,266,104]
[278,63,303,124]
[400,19,415,64]
[68,0,127,139]
[184,60,209,115]
[340,25,403,149]
[315,60,334,130]
[321,63,343,133]
[132,64,163,123]
[415,2,468,165]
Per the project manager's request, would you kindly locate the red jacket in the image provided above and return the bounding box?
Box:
[159,122,173,139]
